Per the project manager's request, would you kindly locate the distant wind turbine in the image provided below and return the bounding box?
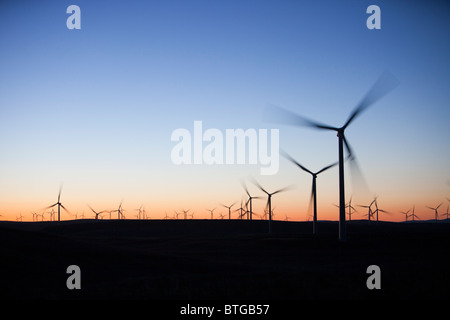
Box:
[401,209,410,222]
[45,185,70,222]
[409,205,420,222]
[282,151,337,235]
[88,205,106,220]
[234,200,246,220]
[206,208,216,220]
[359,199,376,222]
[266,72,399,241]
[252,179,291,234]
[181,209,190,220]
[372,197,391,222]
[427,203,442,222]
[135,205,144,220]
[220,202,236,220]
[241,181,263,221]
[111,200,124,220]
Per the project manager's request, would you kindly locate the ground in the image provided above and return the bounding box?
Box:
[1,219,449,300]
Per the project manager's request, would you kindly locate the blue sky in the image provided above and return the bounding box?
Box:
[0,0,449,220]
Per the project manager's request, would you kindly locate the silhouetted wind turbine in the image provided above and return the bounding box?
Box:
[427,203,442,222]
[111,200,124,220]
[241,182,263,221]
[372,197,390,222]
[265,72,399,241]
[45,185,70,222]
[409,205,420,222]
[181,209,190,220]
[220,202,236,220]
[234,200,246,220]
[206,208,216,220]
[88,205,106,220]
[359,199,376,222]
[252,179,291,234]
[401,209,410,222]
[347,197,356,221]
[135,205,144,220]
[282,151,337,235]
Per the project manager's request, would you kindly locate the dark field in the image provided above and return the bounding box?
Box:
[1,219,449,300]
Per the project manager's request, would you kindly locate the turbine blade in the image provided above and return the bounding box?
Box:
[281,150,313,175]
[58,183,63,202]
[272,185,293,195]
[250,177,269,195]
[342,134,354,159]
[263,104,339,131]
[45,203,58,209]
[343,71,399,129]
[316,161,338,175]
[240,179,251,197]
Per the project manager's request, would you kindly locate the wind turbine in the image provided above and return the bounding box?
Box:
[265,72,399,241]
[206,208,216,220]
[427,203,442,222]
[45,185,70,222]
[400,209,410,222]
[372,197,390,222]
[347,197,357,221]
[135,205,144,220]
[234,200,246,220]
[282,151,337,235]
[334,198,357,222]
[142,208,148,219]
[220,202,236,220]
[181,209,190,220]
[252,179,291,234]
[111,200,124,220]
[174,211,181,220]
[409,205,420,222]
[241,182,263,221]
[88,205,106,220]
[359,199,375,222]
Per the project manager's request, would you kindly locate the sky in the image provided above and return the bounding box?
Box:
[0,0,449,222]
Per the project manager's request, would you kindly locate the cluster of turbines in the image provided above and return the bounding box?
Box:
[6,72,450,241]
[15,183,449,231]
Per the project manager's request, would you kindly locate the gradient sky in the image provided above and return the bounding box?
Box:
[0,0,449,222]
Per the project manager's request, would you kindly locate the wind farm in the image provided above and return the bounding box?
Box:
[0,0,449,305]
[1,70,449,300]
